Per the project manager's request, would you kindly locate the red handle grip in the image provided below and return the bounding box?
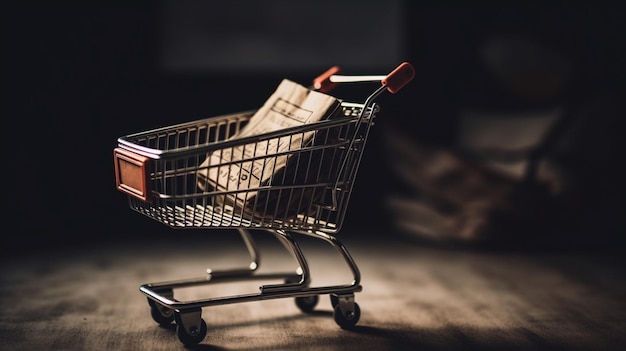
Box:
[382,62,415,93]
[312,66,341,93]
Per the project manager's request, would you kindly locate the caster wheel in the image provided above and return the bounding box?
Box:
[295,295,319,313]
[150,305,175,326]
[176,318,207,346]
[147,299,174,326]
[330,294,339,308]
[333,302,360,329]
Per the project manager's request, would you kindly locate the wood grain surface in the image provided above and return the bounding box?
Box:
[1,231,625,350]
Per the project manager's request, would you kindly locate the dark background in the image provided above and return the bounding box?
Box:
[8,2,625,253]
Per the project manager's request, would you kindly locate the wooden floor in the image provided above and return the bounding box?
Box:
[1,230,625,351]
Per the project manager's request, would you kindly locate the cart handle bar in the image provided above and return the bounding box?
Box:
[313,62,415,94]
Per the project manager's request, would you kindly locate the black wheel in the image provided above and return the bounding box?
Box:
[147,298,174,326]
[176,318,207,346]
[330,295,339,308]
[333,303,360,329]
[295,295,319,313]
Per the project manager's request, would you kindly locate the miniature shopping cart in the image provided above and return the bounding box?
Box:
[113,62,414,345]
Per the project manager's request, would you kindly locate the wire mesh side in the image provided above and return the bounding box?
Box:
[124,104,376,232]
[119,112,253,154]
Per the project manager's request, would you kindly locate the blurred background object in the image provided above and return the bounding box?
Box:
[383,4,625,249]
[7,2,625,253]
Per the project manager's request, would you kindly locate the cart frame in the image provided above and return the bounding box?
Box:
[113,63,414,345]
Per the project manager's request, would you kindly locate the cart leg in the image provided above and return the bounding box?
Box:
[206,228,261,278]
[301,230,362,289]
[259,229,311,293]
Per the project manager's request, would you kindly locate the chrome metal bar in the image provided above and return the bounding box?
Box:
[297,230,361,287]
[205,228,260,278]
[330,85,387,209]
[141,282,362,310]
[330,75,386,83]
[259,229,311,293]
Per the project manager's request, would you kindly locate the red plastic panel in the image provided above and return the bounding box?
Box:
[114,148,152,202]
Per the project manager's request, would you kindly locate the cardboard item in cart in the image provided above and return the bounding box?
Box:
[196,78,343,219]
